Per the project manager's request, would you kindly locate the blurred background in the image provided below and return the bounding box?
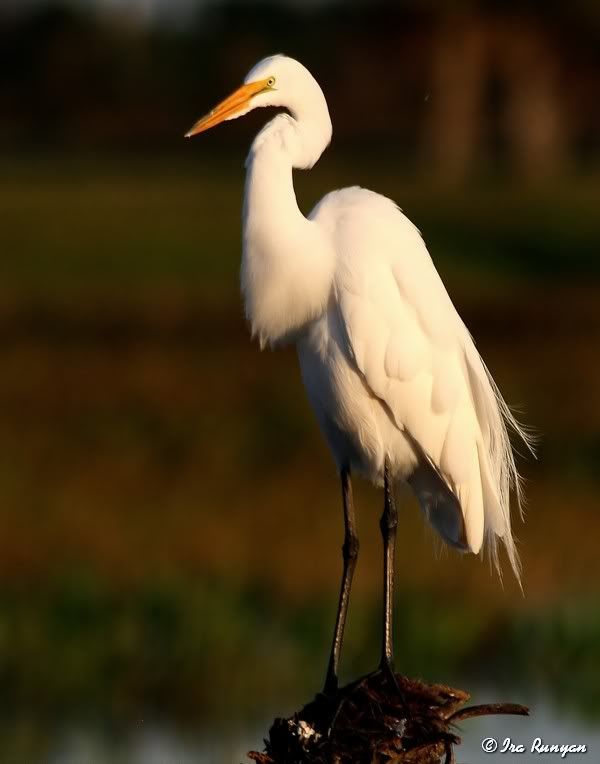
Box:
[1,0,599,761]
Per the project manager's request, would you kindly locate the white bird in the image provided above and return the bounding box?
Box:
[186,54,532,695]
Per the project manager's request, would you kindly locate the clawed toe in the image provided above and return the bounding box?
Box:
[378,659,404,696]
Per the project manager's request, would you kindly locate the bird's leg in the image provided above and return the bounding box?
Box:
[379,458,400,689]
[323,467,359,696]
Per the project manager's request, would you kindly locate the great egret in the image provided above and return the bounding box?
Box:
[186,55,531,695]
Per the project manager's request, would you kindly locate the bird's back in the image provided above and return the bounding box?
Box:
[302,186,530,578]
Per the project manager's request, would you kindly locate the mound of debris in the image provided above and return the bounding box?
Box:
[248,671,528,763]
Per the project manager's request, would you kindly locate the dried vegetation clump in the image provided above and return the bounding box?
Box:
[248,672,528,764]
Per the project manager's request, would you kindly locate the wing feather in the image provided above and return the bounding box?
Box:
[312,186,530,578]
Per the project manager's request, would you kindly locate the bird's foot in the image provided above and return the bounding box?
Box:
[370,658,409,732]
[377,657,403,695]
[322,668,339,699]
[318,662,411,740]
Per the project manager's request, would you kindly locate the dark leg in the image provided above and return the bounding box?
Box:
[323,467,359,695]
[380,459,399,681]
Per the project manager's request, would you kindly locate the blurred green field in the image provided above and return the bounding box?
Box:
[2,153,600,295]
[0,154,599,742]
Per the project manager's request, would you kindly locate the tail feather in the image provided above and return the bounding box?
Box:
[405,432,469,552]
[408,461,468,552]
[463,338,535,583]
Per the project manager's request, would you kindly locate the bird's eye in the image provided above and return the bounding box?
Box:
[267,77,276,88]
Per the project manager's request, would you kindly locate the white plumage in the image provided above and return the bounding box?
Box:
[186,54,532,581]
[299,187,529,575]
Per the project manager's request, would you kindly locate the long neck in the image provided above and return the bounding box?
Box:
[241,114,335,347]
[244,117,307,233]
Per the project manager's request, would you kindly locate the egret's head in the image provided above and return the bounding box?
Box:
[185,55,328,138]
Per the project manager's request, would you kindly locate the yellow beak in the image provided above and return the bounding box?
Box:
[185,78,271,137]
